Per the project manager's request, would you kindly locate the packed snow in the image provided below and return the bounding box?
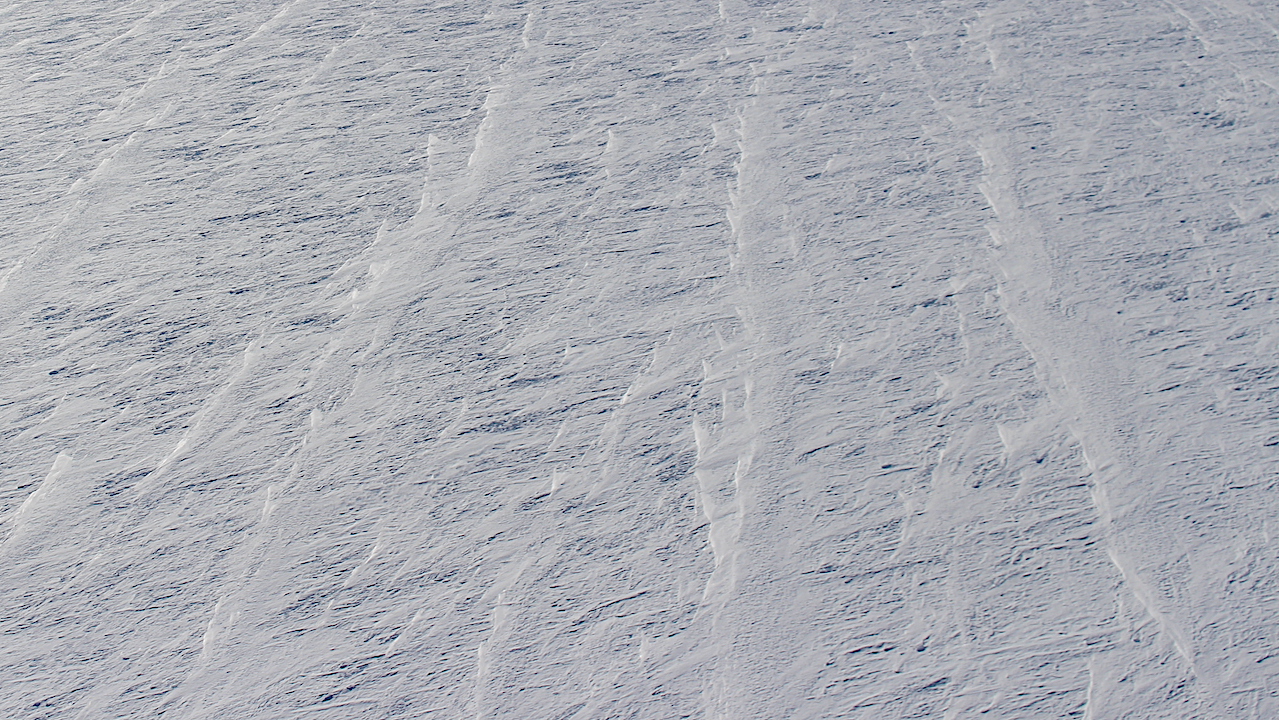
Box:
[2,0,1277,717]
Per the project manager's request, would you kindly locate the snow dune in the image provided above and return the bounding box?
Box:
[1,0,1277,717]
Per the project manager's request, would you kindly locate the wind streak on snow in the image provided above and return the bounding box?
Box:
[135,330,270,493]
[968,49,1204,682]
[0,453,72,548]
[467,86,506,169]
[68,1,180,64]
[949,50,1208,695]
[906,4,1279,713]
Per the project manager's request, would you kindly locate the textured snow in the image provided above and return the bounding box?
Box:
[2,0,1278,718]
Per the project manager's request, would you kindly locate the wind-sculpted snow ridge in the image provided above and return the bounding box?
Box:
[1,0,1276,718]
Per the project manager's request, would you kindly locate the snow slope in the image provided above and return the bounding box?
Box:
[1,0,1277,717]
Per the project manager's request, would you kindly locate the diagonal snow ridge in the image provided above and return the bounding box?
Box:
[904,5,1279,714]
[0,453,73,548]
[971,44,1207,675]
[690,332,757,608]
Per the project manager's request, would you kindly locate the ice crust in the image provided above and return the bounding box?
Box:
[2,1,1278,718]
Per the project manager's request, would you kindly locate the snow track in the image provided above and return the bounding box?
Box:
[1,1,1277,718]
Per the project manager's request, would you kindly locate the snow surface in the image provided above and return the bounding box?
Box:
[2,0,1278,717]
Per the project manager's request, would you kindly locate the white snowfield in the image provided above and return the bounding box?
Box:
[1,0,1276,717]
